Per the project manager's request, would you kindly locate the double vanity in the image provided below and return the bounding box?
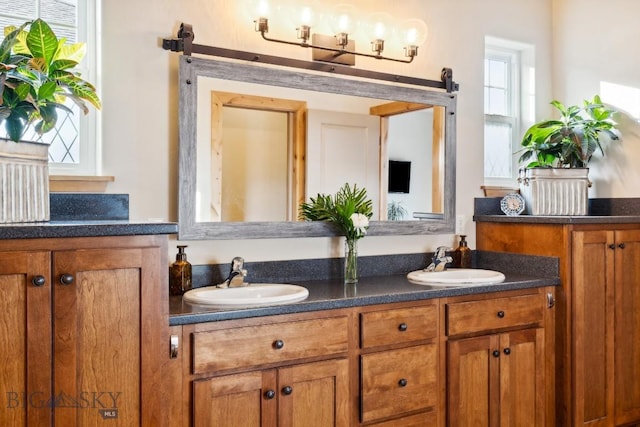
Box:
[169,252,558,426]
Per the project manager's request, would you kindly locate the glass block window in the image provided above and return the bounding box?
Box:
[484,47,519,182]
[0,0,98,173]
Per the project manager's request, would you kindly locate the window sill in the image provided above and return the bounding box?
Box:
[49,175,115,193]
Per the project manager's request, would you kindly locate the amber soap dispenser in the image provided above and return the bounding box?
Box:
[453,235,472,268]
[169,245,192,295]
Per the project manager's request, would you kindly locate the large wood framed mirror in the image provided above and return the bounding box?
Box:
[178,56,457,239]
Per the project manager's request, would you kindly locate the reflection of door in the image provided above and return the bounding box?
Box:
[207,92,307,222]
[307,110,380,217]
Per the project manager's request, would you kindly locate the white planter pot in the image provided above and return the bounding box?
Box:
[0,139,50,223]
[519,168,589,216]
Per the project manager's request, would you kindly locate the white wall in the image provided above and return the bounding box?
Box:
[101,0,553,265]
[551,0,640,198]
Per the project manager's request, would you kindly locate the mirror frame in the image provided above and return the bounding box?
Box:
[178,55,457,240]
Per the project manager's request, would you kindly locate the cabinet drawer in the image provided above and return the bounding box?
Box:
[361,344,437,422]
[446,293,544,336]
[192,316,348,374]
[361,304,437,348]
[368,411,437,427]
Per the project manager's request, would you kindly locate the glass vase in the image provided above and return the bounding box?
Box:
[344,238,358,285]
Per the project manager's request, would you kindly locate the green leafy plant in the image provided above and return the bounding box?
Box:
[387,200,407,221]
[518,95,618,168]
[299,183,373,240]
[0,19,101,142]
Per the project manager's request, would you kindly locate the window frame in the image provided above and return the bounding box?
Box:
[483,37,535,187]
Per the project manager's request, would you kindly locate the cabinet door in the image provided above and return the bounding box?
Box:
[52,247,159,427]
[572,230,615,426]
[614,230,640,424]
[193,370,277,427]
[499,328,545,426]
[0,251,51,427]
[278,358,349,427]
[447,335,499,427]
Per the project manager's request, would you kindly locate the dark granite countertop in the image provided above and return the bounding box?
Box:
[0,220,178,239]
[169,272,559,325]
[474,214,640,224]
[474,197,640,224]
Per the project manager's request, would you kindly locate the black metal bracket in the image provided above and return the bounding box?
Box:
[161,23,459,93]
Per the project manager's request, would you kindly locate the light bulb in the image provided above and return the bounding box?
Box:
[401,18,428,46]
[329,3,357,36]
[285,2,317,42]
[400,18,428,58]
[364,12,393,55]
[243,0,273,32]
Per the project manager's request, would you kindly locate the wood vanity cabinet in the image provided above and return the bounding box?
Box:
[0,235,177,427]
[444,290,553,426]
[477,221,640,426]
[359,303,439,426]
[186,312,351,427]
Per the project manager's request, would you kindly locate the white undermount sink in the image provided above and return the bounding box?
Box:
[182,283,309,307]
[407,268,506,286]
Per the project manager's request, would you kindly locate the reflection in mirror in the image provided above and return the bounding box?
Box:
[179,56,456,239]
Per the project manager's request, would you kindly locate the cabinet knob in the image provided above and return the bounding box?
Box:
[59,274,74,286]
[492,350,500,358]
[281,386,293,395]
[497,311,505,318]
[398,323,408,332]
[31,275,46,287]
[398,378,408,387]
[609,244,616,250]
[264,390,276,400]
[273,339,285,350]
[503,348,511,355]
[619,243,626,249]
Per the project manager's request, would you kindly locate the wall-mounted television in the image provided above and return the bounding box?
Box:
[388,160,411,193]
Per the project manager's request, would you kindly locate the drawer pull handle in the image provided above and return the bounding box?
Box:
[398,323,408,332]
[282,386,293,395]
[398,378,408,387]
[547,292,555,308]
[273,339,285,350]
[32,275,46,287]
[503,348,511,355]
[60,274,74,286]
[497,311,505,318]
[492,350,500,358]
[170,335,179,358]
[264,390,276,399]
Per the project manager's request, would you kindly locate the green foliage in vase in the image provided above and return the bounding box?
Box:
[299,183,373,240]
[518,95,619,168]
[0,19,101,142]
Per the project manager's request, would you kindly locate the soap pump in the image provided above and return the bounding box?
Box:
[169,245,192,296]
[453,235,472,268]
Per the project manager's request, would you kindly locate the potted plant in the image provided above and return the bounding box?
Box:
[516,95,619,215]
[0,19,101,222]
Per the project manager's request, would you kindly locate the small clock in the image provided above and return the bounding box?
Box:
[500,193,526,216]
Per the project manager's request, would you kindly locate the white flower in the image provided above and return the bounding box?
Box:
[350,213,369,236]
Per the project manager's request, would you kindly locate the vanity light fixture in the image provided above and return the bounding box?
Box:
[247,0,429,66]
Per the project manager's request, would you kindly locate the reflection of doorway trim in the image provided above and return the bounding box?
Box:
[211,91,307,221]
[370,101,444,218]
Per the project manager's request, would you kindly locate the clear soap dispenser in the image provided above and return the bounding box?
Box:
[453,235,472,268]
[169,245,192,296]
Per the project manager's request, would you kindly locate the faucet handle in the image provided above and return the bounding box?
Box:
[433,246,449,259]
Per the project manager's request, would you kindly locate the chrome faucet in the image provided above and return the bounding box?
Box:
[424,246,453,272]
[218,256,248,288]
